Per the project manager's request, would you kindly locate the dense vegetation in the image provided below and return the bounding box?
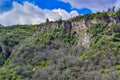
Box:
[0,10,120,80]
[70,9,120,22]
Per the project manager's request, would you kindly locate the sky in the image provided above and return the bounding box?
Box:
[0,0,120,26]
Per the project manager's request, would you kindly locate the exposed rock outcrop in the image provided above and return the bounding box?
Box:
[40,16,120,47]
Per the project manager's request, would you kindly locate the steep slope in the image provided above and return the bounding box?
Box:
[0,10,120,80]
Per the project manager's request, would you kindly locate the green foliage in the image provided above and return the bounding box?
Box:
[114,65,120,70]
[116,8,120,18]
[0,67,21,80]
[100,69,110,74]
[0,25,36,66]
[33,26,77,47]
[107,12,116,16]
[95,12,109,20]
[0,25,36,47]
[87,22,107,37]
[70,12,110,21]
[81,22,120,60]
[33,59,50,71]
[0,11,120,80]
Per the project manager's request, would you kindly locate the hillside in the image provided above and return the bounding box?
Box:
[0,10,120,80]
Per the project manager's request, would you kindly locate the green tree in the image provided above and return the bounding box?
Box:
[46,18,49,23]
[116,9,120,18]
[58,17,62,23]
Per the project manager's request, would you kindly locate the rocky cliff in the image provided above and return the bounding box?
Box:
[40,15,120,47]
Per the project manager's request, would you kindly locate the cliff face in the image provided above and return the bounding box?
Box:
[42,16,119,47]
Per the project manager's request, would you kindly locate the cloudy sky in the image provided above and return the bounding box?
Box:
[0,0,120,26]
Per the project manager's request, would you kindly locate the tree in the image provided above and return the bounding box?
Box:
[108,8,111,12]
[116,9,120,22]
[112,6,115,12]
[58,17,62,23]
[46,18,49,23]
[116,9,120,17]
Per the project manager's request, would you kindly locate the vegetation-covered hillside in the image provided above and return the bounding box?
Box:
[0,10,120,80]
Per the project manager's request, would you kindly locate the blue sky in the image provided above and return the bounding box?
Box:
[0,0,92,14]
[0,0,120,25]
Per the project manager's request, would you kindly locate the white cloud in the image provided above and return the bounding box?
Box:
[115,0,120,10]
[52,9,78,19]
[60,0,119,12]
[0,2,78,26]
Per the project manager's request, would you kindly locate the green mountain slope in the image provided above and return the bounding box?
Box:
[0,10,120,80]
